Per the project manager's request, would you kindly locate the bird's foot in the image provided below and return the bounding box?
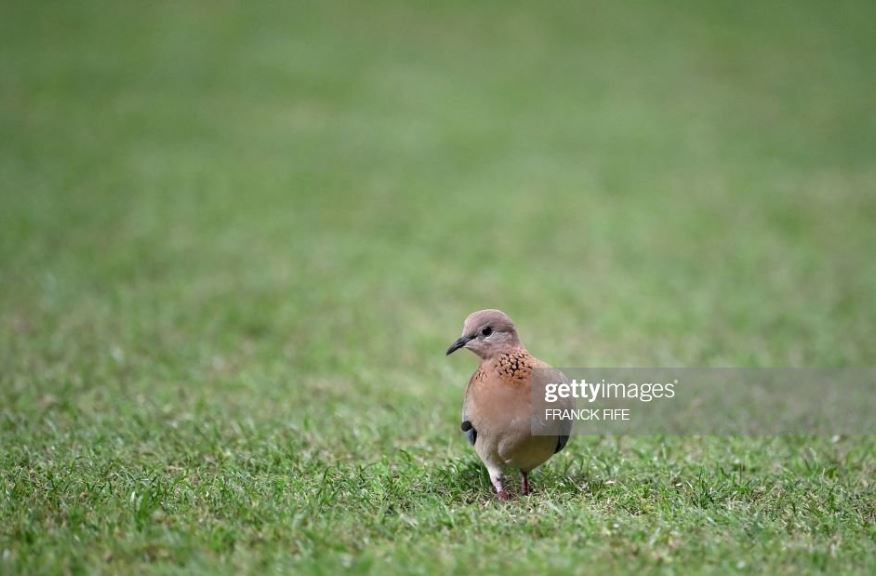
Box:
[496,490,512,502]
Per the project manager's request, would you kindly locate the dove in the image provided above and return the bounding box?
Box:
[446,309,571,500]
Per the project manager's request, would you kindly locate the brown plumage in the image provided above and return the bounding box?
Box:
[446,309,571,500]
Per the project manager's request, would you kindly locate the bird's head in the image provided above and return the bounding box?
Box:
[446,309,521,359]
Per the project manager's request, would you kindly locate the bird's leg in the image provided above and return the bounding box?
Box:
[495,481,511,502]
[489,468,511,501]
[520,470,530,496]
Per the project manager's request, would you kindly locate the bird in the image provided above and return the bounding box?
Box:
[446,309,572,500]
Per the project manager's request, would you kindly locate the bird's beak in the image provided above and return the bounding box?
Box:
[446,336,471,356]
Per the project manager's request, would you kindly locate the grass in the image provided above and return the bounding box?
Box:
[2,0,876,573]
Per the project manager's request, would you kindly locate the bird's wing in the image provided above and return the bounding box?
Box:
[460,366,484,445]
[531,363,573,451]
[553,367,573,452]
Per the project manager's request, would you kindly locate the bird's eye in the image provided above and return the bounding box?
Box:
[481,326,493,337]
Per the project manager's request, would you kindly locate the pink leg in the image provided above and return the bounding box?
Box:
[491,474,511,501]
[521,471,530,495]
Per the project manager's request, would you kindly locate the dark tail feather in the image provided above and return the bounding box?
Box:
[461,420,477,445]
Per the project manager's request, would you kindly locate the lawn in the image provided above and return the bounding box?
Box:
[2,1,876,574]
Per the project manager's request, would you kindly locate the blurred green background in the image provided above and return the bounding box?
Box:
[2,1,875,574]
